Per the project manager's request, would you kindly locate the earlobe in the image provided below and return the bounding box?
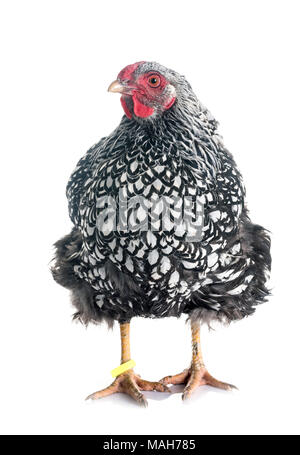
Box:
[164,97,176,111]
[132,93,154,118]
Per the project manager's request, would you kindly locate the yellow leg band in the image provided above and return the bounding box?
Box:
[111,360,136,378]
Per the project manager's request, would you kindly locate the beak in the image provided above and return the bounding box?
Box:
[108,80,133,95]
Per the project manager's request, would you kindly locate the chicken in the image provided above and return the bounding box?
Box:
[52,61,271,405]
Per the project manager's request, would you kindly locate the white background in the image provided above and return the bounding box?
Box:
[0,0,299,435]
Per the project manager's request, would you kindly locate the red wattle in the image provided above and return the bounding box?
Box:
[132,93,154,118]
[120,96,132,119]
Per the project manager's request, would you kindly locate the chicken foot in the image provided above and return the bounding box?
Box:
[160,320,236,400]
[86,322,170,406]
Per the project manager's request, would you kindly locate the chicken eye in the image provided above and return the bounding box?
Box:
[147,75,161,88]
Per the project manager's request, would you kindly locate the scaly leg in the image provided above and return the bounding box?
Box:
[160,320,236,400]
[86,322,170,406]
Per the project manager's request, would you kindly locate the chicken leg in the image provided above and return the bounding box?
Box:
[160,320,236,400]
[86,322,170,406]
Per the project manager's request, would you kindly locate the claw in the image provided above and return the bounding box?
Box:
[182,390,191,401]
[138,395,148,407]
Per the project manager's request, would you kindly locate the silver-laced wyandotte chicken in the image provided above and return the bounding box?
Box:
[52,61,271,405]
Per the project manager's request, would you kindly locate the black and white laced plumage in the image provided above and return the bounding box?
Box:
[53,62,270,326]
[52,62,271,403]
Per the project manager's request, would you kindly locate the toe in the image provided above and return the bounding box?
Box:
[120,376,148,406]
[159,369,190,385]
[203,372,237,391]
[181,372,204,400]
[151,382,171,393]
[137,378,171,393]
[128,387,148,407]
[154,382,172,393]
[85,383,117,401]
